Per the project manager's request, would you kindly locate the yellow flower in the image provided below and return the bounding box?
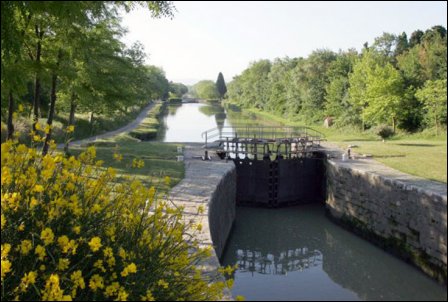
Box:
[157,279,169,289]
[89,274,104,291]
[18,104,24,112]
[118,247,127,259]
[88,237,102,252]
[20,271,37,292]
[141,290,155,301]
[70,270,85,290]
[1,260,12,281]
[58,236,70,252]
[35,123,41,131]
[1,243,12,258]
[132,158,145,168]
[17,223,25,232]
[66,125,75,133]
[164,176,171,186]
[35,245,46,261]
[113,152,123,162]
[121,262,137,277]
[72,226,81,235]
[20,239,33,255]
[40,265,46,271]
[117,288,129,301]
[42,274,70,301]
[34,184,45,193]
[58,258,70,271]
[104,282,120,297]
[44,124,51,134]
[30,197,39,208]
[94,260,106,272]
[1,214,6,230]
[41,228,55,245]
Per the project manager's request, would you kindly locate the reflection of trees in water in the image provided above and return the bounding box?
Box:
[236,248,322,276]
[167,103,182,115]
[222,205,447,301]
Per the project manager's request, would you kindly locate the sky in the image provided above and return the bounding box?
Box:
[120,1,447,85]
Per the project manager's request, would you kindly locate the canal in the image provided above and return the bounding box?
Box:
[156,102,447,301]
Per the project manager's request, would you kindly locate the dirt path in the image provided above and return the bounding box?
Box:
[60,102,157,148]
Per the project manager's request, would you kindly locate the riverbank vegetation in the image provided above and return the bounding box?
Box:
[1,2,233,300]
[1,2,174,148]
[226,26,447,136]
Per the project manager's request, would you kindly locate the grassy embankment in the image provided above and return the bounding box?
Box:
[1,103,152,144]
[243,107,447,183]
[67,102,184,190]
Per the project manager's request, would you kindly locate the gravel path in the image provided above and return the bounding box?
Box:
[59,102,156,148]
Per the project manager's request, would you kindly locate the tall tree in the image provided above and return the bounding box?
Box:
[216,72,227,101]
[415,79,447,134]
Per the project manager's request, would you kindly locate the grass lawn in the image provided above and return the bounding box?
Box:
[244,107,447,183]
[68,135,184,190]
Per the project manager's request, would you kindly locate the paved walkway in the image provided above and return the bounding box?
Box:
[59,102,156,148]
[170,144,235,300]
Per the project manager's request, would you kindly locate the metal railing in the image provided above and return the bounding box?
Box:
[201,125,325,147]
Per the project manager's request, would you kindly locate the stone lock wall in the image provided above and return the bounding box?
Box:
[326,159,447,283]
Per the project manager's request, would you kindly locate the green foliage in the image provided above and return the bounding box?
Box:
[225,25,446,135]
[415,79,447,132]
[216,72,227,100]
[191,80,219,100]
[169,82,188,98]
[129,103,164,141]
[1,1,174,140]
[374,124,395,139]
[1,138,229,301]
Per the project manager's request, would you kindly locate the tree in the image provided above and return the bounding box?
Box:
[394,32,409,57]
[169,82,188,98]
[216,72,227,101]
[409,30,424,47]
[1,1,175,142]
[415,79,447,134]
[348,50,405,132]
[324,50,358,125]
[192,80,219,100]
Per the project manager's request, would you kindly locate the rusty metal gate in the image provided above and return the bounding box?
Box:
[234,152,326,207]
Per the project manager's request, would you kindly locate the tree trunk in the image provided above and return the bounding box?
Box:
[42,50,62,155]
[32,25,43,131]
[392,116,396,134]
[7,90,14,140]
[64,93,77,154]
[89,111,94,133]
[68,94,77,126]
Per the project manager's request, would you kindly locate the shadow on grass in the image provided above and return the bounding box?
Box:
[396,143,437,147]
[373,155,406,158]
[341,138,377,142]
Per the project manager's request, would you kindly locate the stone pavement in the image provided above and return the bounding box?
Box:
[169,143,236,300]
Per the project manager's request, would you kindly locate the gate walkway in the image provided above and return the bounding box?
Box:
[201,126,325,160]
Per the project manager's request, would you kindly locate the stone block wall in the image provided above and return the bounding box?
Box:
[326,159,447,283]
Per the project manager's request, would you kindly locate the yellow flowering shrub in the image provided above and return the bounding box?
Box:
[1,139,231,301]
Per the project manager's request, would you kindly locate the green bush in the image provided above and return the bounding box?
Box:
[374,124,395,139]
[1,138,231,301]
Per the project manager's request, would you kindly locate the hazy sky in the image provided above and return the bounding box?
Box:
[121,1,447,85]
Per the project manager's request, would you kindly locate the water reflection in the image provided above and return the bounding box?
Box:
[235,247,322,276]
[157,102,284,142]
[221,204,447,301]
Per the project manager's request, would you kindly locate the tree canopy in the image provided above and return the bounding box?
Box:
[227,25,447,133]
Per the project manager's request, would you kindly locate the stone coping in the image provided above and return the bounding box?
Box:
[169,143,235,301]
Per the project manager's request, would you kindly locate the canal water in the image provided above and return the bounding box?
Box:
[157,102,282,142]
[156,102,447,301]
